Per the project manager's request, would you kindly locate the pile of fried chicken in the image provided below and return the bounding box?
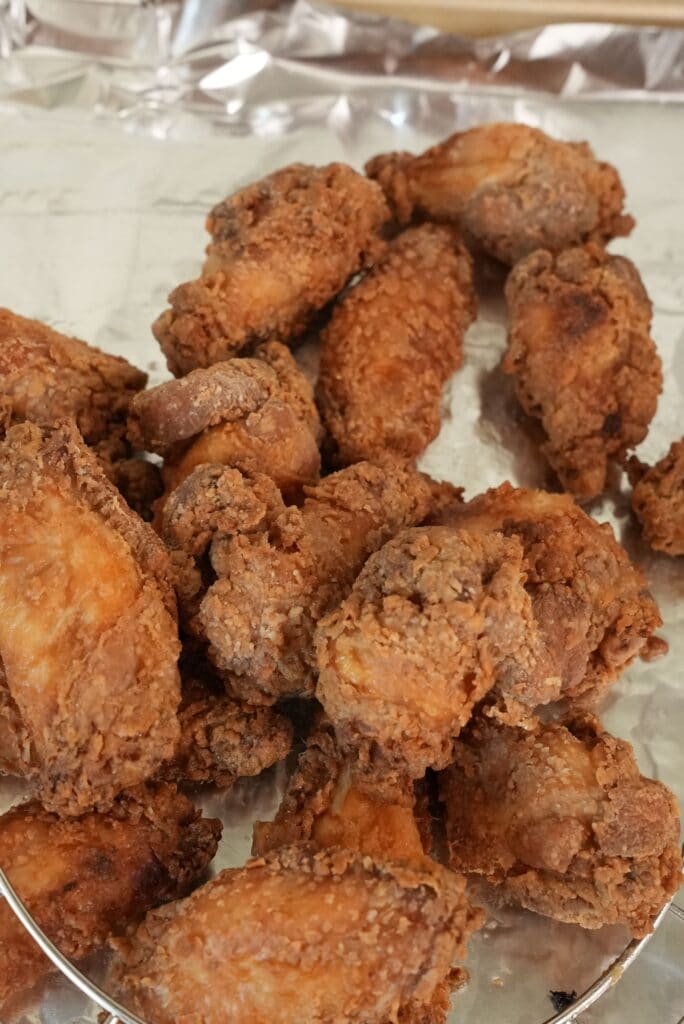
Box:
[0,123,681,1024]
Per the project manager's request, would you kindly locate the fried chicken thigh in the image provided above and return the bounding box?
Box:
[628,439,684,555]
[504,245,662,499]
[366,123,632,264]
[110,844,470,1024]
[317,224,476,464]
[440,713,681,937]
[0,784,220,1012]
[153,163,390,375]
[0,421,181,814]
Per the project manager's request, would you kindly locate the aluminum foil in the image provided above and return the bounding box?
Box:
[0,3,683,1023]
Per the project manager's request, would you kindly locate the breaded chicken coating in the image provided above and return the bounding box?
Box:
[434,483,662,706]
[504,245,662,500]
[161,461,435,704]
[109,844,470,1024]
[316,224,476,464]
[628,439,684,555]
[0,784,220,1012]
[366,123,632,265]
[0,421,181,815]
[316,526,545,780]
[153,163,390,375]
[440,713,681,938]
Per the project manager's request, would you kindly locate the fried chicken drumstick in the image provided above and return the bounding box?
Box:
[628,439,684,555]
[316,224,476,464]
[153,163,390,374]
[366,123,632,264]
[440,713,681,938]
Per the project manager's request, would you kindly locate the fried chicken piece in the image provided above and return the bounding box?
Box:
[316,224,476,464]
[161,460,435,704]
[503,245,662,499]
[366,123,632,265]
[111,455,164,522]
[0,421,181,814]
[440,713,681,938]
[316,525,545,780]
[129,341,321,508]
[0,784,221,1013]
[153,163,389,375]
[434,482,662,706]
[628,439,684,555]
[110,843,471,1024]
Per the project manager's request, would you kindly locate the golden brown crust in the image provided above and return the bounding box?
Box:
[503,245,662,499]
[317,224,476,464]
[628,439,684,555]
[153,163,390,374]
[366,124,632,264]
[440,713,681,938]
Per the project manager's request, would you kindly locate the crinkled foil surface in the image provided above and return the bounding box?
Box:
[0,2,682,1022]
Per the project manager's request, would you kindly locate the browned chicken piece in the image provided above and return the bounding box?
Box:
[433,482,663,707]
[0,784,221,1014]
[161,460,436,704]
[366,123,632,265]
[316,525,546,780]
[440,712,682,938]
[628,439,684,556]
[0,421,181,815]
[153,163,390,375]
[110,455,164,523]
[109,843,472,1024]
[503,245,662,500]
[129,341,321,508]
[316,224,476,465]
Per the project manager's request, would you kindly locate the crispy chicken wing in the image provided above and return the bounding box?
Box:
[0,421,181,814]
[110,844,470,1024]
[0,784,220,1013]
[628,439,684,555]
[153,163,389,375]
[440,713,681,937]
[503,245,662,499]
[366,123,632,265]
[316,224,476,464]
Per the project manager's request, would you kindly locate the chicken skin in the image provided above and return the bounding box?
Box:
[161,461,436,704]
[0,421,181,814]
[433,483,663,707]
[628,439,684,555]
[153,163,390,375]
[316,526,545,780]
[109,844,470,1024]
[0,784,220,1013]
[366,123,632,265]
[316,224,476,464]
[503,245,662,500]
[129,341,321,508]
[440,713,681,938]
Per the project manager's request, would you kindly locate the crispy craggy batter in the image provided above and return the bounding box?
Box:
[316,526,545,780]
[434,483,662,706]
[153,163,390,375]
[440,713,682,938]
[0,784,221,1012]
[366,123,632,265]
[161,461,435,704]
[317,224,476,464]
[503,245,662,500]
[628,439,684,556]
[0,421,181,815]
[110,844,470,1024]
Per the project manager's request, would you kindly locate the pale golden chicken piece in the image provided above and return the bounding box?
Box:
[366,123,632,265]
[109,844,471,1024]
[0,421,181,815]
[432,482,663,707]
[440,712,681,938]
[0,784,221,1014]
[628,439,684,555]
[504,245,662,500]
[153,163,390,375]
[316,224,476,464]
